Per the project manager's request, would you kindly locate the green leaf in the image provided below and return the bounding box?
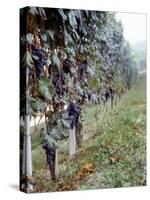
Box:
[58,9,67,21]
[22,50,33,69]
[38,7,46,17]
[74,10,87,34]
[64,28,74,45]
[26,33,33,44]
[29,96,40,112]
[72,29,80,40]
[49,127,68,141]
[45,134,58,148]
[70,67,77,77]
[47,30,54,40]
[51,53,60,69]
[90,78,99,88]
[32,54,39,61]
[64,47,76,56]
[61,117,73,129]
[28,7,39,15]
[39,101,46,112]
[91,93,98,104]
[75,83,83,95]
[68,11,77,29]
[41,33,47,42]
[38,79,54,100]
[50,128,62,140]
[87,66,95,77]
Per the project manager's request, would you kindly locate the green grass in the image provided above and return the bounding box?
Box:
[32,75,146,192]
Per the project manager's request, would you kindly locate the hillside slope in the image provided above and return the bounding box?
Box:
[32,75,146,192]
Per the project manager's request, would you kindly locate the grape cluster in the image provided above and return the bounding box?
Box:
[79,63,84,81]
[42,142,56,167]
[109,88,115,97]
[42,141,56,180]
[63,59,72,74]
[68,102,81,129]
[78,59,88,81]
[105,90,110,102]
[52,74,64,95]
[33,48,46,79]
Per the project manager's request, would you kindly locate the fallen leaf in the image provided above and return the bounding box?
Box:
[75,163,96,180]
[110,156,120,164]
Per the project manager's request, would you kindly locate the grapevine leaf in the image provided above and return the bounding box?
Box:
[38,79,54,100]
[61,117,73,129]
[74,10,87,34]
[73,29,80,40]
[29,96,40,112]
[51,53,60,69]
[28,7,39,15]
[49,127,68,141]
[64,28,74,45]
[90,78,99,88]
[75,83,83,95]
[87,66,95,77]
[41,33,47,42]
[91,93,98,104]
[22,50,33,69]
[45,134,58,148]
[26,33,33,44]
[47,30,54,40]
[49,128,62,141]
[32,54,39,61]
[58,9,67,21]
[68,11,77,29]
[38,7,46,17]
[39,101,46,112]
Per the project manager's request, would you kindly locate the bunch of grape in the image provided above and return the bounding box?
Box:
[78,59,88,81]
[109,88,115,98]
[33,48,46,79]
[105,90,110,102]
[42,142,56,167]
[52,74,64,95]
[68,102,81,129]
[63,59,72,74]
[42,141,56,180]
[79,63,84,81]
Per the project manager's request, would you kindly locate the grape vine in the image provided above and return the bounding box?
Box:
[20,6,138,183]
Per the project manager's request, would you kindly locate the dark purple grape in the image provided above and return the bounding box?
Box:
[68,102,81,129]
[105,91,110,102]
[79,64,84,81]
[42,142,56,167]
[32,48,46,79]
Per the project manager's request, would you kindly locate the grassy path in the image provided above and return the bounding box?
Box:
[32,75,146,192]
